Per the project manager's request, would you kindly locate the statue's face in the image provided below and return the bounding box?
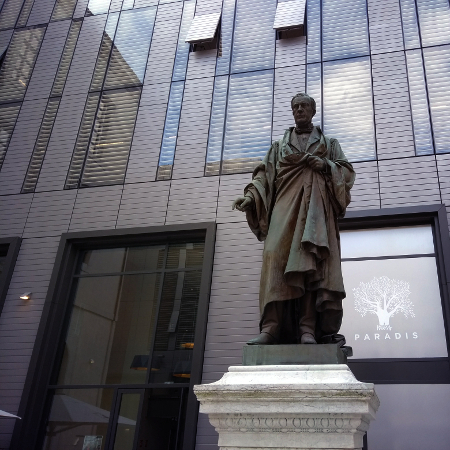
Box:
[292,97,315,126]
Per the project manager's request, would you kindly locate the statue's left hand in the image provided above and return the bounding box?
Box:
[308,155,326,171]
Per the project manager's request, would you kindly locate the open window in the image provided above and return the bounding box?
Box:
[0,237,21,315]
[185,12,221,51]
[273,0,306,39]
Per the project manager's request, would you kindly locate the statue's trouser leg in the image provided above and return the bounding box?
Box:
[318,308,343,335]
[260,301,285,339]
[298,291,317,337]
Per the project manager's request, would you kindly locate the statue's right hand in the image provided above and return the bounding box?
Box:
[232,196,253,212]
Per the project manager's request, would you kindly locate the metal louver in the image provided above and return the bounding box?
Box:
[51,20,82,97]
[0,0,24,30]
[22,97,60,193]
[16,0,34,28]
[273,0,306,31]
[0,27,45,103]
[0,102,21,170]
[185,12,221,44]
[51,0,78,21]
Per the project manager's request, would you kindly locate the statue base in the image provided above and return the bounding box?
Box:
[194,364,379,450]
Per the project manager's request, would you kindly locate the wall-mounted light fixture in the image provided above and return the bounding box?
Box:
[20,292,32,300]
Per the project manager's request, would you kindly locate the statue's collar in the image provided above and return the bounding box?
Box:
[282,126,322,150]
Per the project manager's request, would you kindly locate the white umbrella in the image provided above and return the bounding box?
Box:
[0,410,20,419]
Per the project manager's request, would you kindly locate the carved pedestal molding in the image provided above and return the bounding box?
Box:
[194,364,379,450]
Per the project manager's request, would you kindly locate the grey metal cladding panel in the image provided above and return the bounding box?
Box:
[0,99,48,196]
[171,77,214,179]
[165,176,219,224]
[371,52,415,159]
[0,235,59,429]
[195,0,223,14]
[346,160,380,210]
[0,193,33,237]
[69,185,122,232]
[367,0,404,54]
[73,0,89,18]
[27,0,57,26]
[186,48,217,80]
[0,29,13,48]
[125,83,171,183]
[24,22,71,101]
[275,35,306,68]
[195,414,218,450]
[436,155,450,220]
[22,189,77,238]
[35,92,87,191]
[117,180,170,228]
[273,66,305,139]
[63,14,107,96]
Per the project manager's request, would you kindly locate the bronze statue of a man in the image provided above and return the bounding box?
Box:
[233,93,355,345]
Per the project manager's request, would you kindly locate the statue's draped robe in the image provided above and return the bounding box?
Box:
[245,126,355,313]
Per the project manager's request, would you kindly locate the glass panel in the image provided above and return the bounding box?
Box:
[0,245,8,276]
[406,49,434,155]
[306,63,322,129]
[0,27,45,103]
[215,0,236,76]
[423,44,450,153]
[306,0,321,63]
[16,0,34,28]
[0,101,21,171]
[172,0,195,82]
[112,393,140,450]
[79,248,126,274]
[416,0,450,47]
[57,273,161,385]
[166,241,205,269]
[0,0,24,30]
[340,257,448,358]
[86,0,111,16]
[323,56,376,162]
[222,70,273,174]
[340,225,435,259]
[149,270,202,383]
[231,0,276,74]
[322,0,369,61]
[51,0,78,21]
[157,80,184,179]
[137,388,187,450]
[103,6,156,89]
[43,388,114,450]
[205,75,228,176]
[368,385,450,450]
[400,0,421,49]
[124,245,166,272]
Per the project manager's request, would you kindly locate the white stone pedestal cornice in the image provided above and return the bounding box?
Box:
[194,364,379,450]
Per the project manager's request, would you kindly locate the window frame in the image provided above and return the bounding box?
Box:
[10,222,216,450]
[0,236,21,315]
[339,204,450,384]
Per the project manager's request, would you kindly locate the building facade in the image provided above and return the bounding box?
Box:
[0,0,450,449]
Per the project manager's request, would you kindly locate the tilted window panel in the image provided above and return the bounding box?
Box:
[322,0,370,61]
[231,0,276,74]
[86,0,111,16]
[0,26,45,104]
[90,12,119,92]
[222,70,273,174]
[306,0,321,63]
[103,6,156,90]
[51,0,78,21]
[156,80,184,180]
[122,0,134,10]
[79,87,141,187]
[406,49,434,155]
[416,0,450,47]
[185,12,220,43]
[423,45,450,154]
[65,92,101,189]
[22,97,60,193]
[0,0,24,30]
[205,75,228,176]
[51,20,82,97]
[323,57,376,162]
[0,101,21,170]
[273,0,306,31]
[16,0,34,28]
[306,63,322,130]
[215,0,235,76]
[172,0,195,82]
[399,0,421,50]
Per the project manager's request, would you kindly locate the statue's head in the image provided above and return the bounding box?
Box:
[291,92,316,127]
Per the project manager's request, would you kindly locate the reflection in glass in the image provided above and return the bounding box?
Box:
[323,57,376,162]
[79,248,126,275]
[368,385,450,450]
[112,393,140,450]
[340,225,434,259]
[0,245,7,276]
[58,274,161,385]
[215,0,236,75]
[399,0,421,49]
[306,0,321,63]
[124,245,165,272]
[86,0,111,16]
[172,1,195,82]
[43,388,114,450]
[306,63,322,129]
[416,0,450,47]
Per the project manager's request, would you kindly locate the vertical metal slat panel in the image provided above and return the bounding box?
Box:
[306,62,322,129]
[399,0,421,50]
[0,0,24,30]
[16,0,34,28]
[51,0,77,21]
[0,102,21,170]
[215,0,235,76]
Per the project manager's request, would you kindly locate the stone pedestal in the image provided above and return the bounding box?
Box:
[194,364,379,450]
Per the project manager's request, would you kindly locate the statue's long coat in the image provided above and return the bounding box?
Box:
[245,126,355,313]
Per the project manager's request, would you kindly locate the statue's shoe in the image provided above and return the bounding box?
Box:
[246,332,277,345]
[300,333,317,344]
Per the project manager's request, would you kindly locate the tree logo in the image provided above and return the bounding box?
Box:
[353,276,415,330]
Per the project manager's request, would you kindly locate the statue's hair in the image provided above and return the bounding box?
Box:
[291,92,316,114]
